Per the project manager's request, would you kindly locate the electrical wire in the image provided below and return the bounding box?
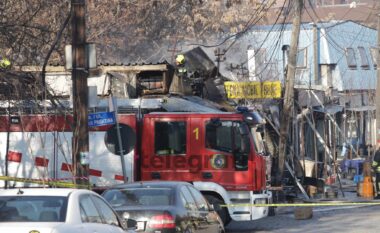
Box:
[187,0,276,49]
[226,0,291,82]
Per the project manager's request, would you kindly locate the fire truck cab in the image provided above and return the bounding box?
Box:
[140,112,271,223]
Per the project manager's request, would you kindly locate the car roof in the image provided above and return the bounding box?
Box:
[110,181,191,189]
[0,188,90,197]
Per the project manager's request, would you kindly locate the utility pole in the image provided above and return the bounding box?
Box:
[377,14,380,148]
[214,48,226,78]
[71,0,89,187]
[276,0,303,186]
[167,34,182,64]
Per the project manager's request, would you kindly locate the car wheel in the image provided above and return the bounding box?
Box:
[205,195,231,225]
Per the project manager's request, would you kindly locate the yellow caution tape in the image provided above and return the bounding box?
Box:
[222,202,380,207]
[0,176,90,189]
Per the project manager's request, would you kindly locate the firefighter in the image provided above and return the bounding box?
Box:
[372,145,380,199]
[175,54,187,76]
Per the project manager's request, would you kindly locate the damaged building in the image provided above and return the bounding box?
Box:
[216,20,377,183]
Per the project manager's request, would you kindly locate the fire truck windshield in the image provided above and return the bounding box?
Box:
[206,120,250,171]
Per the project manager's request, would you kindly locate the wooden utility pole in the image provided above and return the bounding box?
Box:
[167,35,182,63]
[376,14,380,148]
[276,0,303,186]
[71,0,89,187]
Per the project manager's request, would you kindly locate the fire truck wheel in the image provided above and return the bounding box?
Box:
[205,194,231,225]
[268,206,276,216]
[184,226,193,233]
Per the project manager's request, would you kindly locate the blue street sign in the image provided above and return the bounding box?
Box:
[88,112,116,127]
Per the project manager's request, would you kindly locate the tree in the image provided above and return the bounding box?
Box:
[0,0,70,65]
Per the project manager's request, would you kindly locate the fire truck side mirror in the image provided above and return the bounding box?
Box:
[242,111,265,126]
[233,124,250,171]
[234,151,249,171]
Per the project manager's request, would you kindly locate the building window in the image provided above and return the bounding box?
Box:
[345,48,357,69]
[137,71,166,96]
[256,48,267,64]
[370,47,378,68]
[357,47,369,69]
[155,121,186,155]
[297,48,307,68]
[248,48,267,77]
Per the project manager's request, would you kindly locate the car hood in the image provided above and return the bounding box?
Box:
[0,222,64,233]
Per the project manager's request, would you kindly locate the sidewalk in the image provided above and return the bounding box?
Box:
[275,177,380,215]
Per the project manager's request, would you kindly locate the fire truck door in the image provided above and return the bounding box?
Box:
[148,117,189,180]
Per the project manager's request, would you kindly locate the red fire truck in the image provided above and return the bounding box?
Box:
[0,104,271,224]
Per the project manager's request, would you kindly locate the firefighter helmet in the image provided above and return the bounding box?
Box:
[0,58,11,69]
[175,54,185,65]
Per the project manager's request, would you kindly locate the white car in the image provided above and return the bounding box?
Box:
[0,188,133,233]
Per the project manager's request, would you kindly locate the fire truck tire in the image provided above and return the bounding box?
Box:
[184,226,194,233]
[268,206,276,216]
[205,194,231,225]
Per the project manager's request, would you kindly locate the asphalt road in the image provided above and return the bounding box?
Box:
[226,204,380,233]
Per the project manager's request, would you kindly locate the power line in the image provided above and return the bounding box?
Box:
[230,0,291,82]
[187,0,277,49]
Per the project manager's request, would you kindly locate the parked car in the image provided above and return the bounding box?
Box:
[102,181,225,233]
[0,188,134,233]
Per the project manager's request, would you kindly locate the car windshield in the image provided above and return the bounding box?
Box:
[104,188,174,207]
[0,196,68,222]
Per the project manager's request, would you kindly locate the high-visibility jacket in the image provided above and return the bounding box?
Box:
[177,67,187,74]
[372,151,380,173]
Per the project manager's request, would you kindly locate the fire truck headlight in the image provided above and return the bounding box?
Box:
[122,212,130,219]
[254,198,267,205]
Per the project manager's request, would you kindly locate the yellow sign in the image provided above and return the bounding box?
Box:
[224,81,282,99]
